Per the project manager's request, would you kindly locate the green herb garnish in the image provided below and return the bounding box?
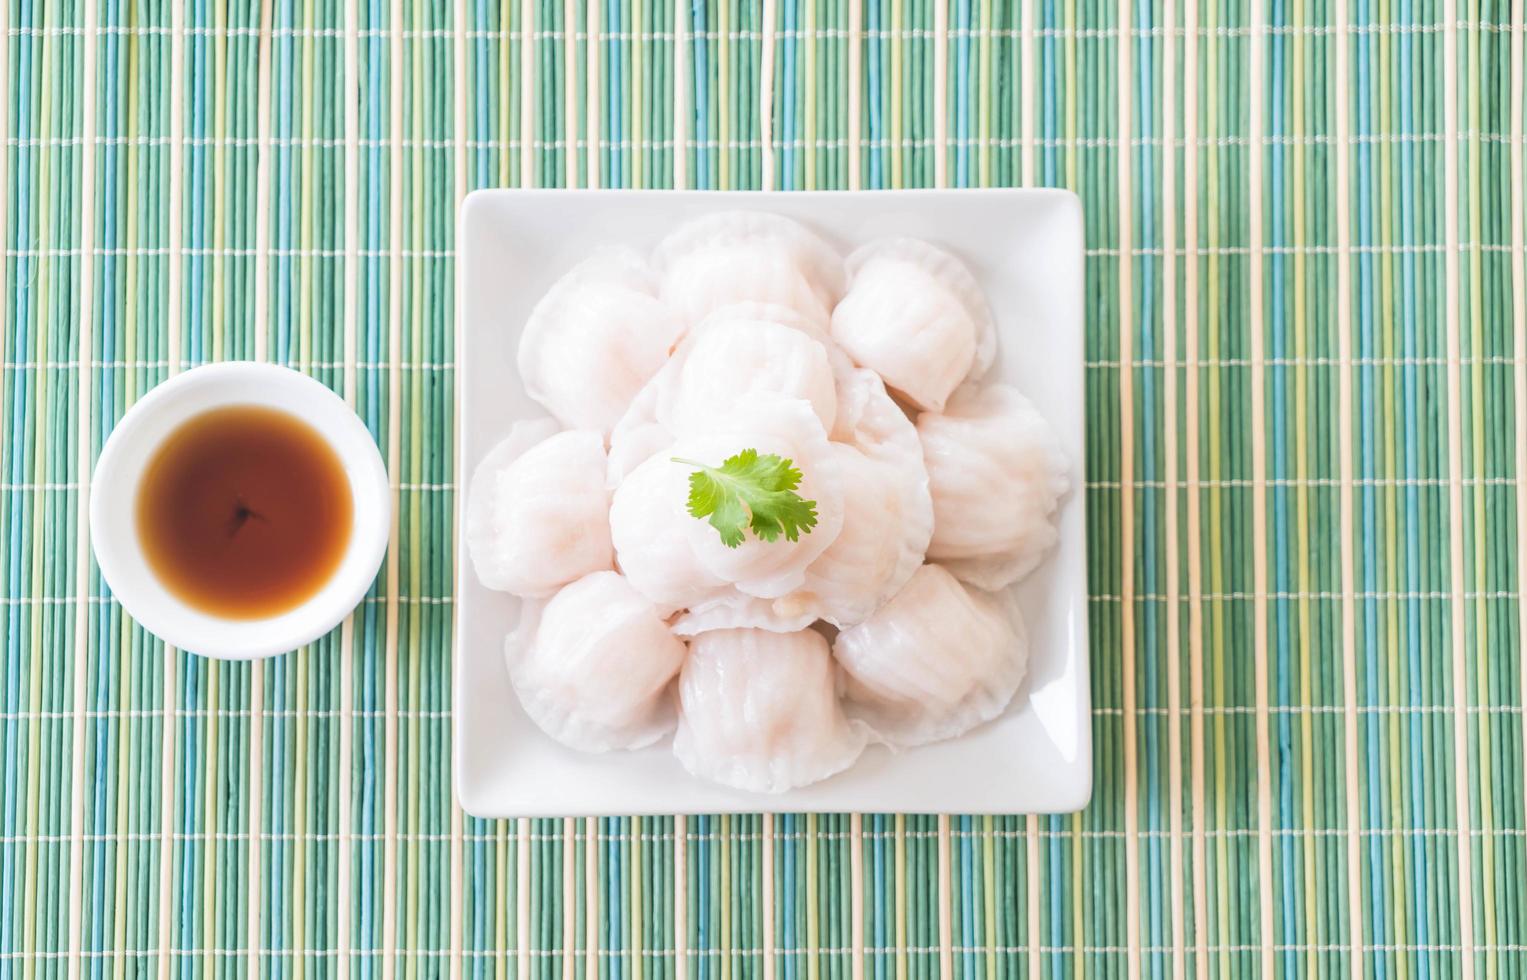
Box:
[673,450,819,549]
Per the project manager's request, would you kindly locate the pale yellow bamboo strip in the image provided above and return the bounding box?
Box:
[450,2,469,977]
[563,818,577,980]
[67,2,99,974]
[1022,0,1036,185]
[673,0,688,188]
[382,1,405,977]
[565,0,579,187]
[1331,5,1364,977]
[1160,0,1186,969]
[1182,0,1208,974]
[937,815,952,978]
[1513,0,1527,876]
[1441,3,1478,976]
[338,0,362,975]
[850,813,864,980]
[517,820,531,980]
[586,817,598,979]
[587,0,600,188]
[247,7,275,979]
[676,814,688,980]
[1115,0,1140,973]
[157,7,184,942]
[1246,2,1275,975]
[933,0,948,186]
[761,0,777,191]
[847,0,861,188]
[521,0,534,184]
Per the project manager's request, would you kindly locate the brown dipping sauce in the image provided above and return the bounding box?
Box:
[135,405,354,619]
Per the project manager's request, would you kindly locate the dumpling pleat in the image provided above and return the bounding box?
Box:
[833,564,1028,747]
[918,383,1070,590]
[506,571,688,753]
[517,247,684,436]
[465,422,614,597]
[673,628,868,793]
[652,212,846,327]
[829,239,997,412]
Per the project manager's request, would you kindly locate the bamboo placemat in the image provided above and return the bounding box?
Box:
[2,1,1525,977]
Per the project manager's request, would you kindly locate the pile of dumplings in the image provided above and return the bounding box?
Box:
[467,211,1069,794]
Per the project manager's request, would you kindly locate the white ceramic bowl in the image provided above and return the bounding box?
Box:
[91,362,391,660]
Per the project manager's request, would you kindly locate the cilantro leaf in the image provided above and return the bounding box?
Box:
[673,449,819,549]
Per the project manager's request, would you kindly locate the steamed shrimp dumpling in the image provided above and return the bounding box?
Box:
[830,239,996,412]
[615,395,845,613]
[782,372,932,627]
[656,305,842,438]
[670,373,926,633]
[466,421,614,597]
[919,384,1069,590]
[605,381,672,488]
[609,450,729,613]
[793,443,932,627]
[673,439,931,635]
[673,628,867,793]
[834,564,1027,746]
[608,303,848,482]
[835,368,925,469]
[507,571,687,753]
[672,395,845,598]
[518,247,684,435]
[653,212,845,326]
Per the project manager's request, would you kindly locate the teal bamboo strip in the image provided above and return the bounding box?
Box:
[1127,0,1174,973]
[355,0,393,974]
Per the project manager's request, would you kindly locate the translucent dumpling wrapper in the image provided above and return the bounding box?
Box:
[670,591,812,636]
[466,420,614,597]
[518,247,685,436]
[506,571,687,753]
[605,419,672,490]
[652,212,846,327]
[608,449,730,615]
[670,395,846,598]
[830,238,997,412]
[830,372,933,616]
[828,370,932,610]
[611,303,859,461]
[834,367,925,469]
[655,303,846,439]
[614,394,845,610]
[605,382,672,489]
[793,443,932,627]
[833,564,1027,747]
[671,441,931,634]
[918,383,1069,590]
[673,628,868,793]
[669,371,928,634]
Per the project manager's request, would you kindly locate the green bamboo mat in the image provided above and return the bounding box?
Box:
[2,0,1525,977]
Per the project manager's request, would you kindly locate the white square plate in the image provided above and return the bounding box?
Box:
[456,189,1090,816]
